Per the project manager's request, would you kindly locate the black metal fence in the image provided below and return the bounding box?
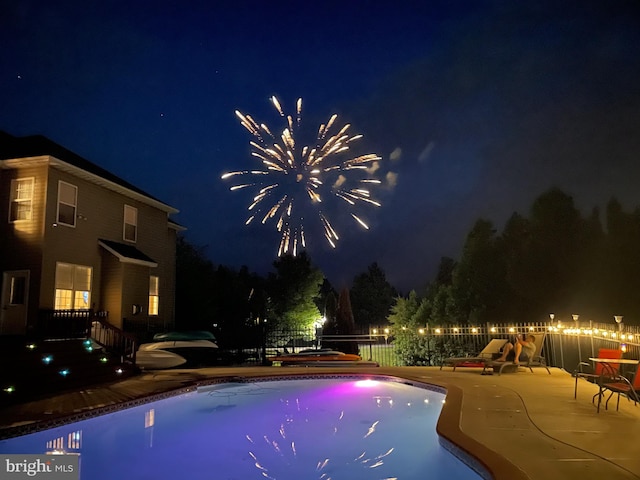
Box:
[241,321,640,369]
[123,317,172,344]
[256,325,399,365]
[40,312,637,369]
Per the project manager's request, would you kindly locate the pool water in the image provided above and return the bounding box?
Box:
[0,378,483,480]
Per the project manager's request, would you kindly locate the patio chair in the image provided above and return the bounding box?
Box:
[440,339,508,371]
[481,333,551,376]
[573,348,622,399]
[599,361,640,412]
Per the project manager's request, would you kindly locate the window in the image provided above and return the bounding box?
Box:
[54,263,92,310]
[9,178,34,222]
[57,181,77,227]
[123,205,138,242]
[149,275,159,316]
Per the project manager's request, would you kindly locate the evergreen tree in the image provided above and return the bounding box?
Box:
[335,287,359,354]
[175,235,217,331]
[350,262,398,327]
[450,219,505,323]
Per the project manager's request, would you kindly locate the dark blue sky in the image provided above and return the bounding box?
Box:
[2,1,640,292]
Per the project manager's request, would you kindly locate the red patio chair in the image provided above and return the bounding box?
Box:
[574,348,622,399]
[600,362,640,411]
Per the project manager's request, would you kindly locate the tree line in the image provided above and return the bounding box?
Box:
[175,242,397,349]
[391,188,640,329]
[175,187,640,352]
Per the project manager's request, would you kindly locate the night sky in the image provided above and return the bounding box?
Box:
[2,1,640,292]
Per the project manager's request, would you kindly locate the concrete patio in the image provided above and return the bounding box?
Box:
[0,366,638,480]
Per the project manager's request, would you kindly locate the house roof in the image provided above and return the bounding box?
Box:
[98,239,158,268]
[0,131,179,215]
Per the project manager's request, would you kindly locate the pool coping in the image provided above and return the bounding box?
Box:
[0,370,529,480]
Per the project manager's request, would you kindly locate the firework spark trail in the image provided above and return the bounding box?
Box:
[222,97,383,256]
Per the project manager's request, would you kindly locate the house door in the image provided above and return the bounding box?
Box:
[1,270,30,335]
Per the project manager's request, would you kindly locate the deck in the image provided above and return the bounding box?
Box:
[1,366,639,480]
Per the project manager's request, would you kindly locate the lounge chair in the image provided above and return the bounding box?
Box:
[440,339,508,371]
[598,361,640,412]
[481,333,551,376]
[573,348,622,399]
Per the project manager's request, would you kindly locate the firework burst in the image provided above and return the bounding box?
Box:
[222,96,383,256]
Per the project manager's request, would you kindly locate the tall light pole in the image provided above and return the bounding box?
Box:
[614,315,624,352]
[551,313,564,370]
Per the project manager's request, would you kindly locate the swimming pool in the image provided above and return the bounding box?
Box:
[0,377,484,479]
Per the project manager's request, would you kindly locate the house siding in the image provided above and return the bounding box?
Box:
[1,134,180,338]
[99,250,123,328]
[41,164,177,330]
[0,164,48,332]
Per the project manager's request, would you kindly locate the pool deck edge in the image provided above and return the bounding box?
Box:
[1,366,639,480]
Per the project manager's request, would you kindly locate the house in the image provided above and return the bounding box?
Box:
[0,131,183,338]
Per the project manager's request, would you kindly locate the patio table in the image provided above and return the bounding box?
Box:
[589,357,640,412]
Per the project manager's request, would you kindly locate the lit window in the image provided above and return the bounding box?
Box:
[124,205,137,242]
[149,276,159,316]
[55,289,72,310]
[57,181,77,227]
[55,263,91,310]
[9,178,34,222]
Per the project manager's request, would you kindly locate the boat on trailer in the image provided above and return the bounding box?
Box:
[268,348,379,367]
[137,331,218,369]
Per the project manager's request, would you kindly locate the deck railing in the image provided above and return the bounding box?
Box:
[91,316,137,365]
[37,309,94,339]
[37,309,137,365]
